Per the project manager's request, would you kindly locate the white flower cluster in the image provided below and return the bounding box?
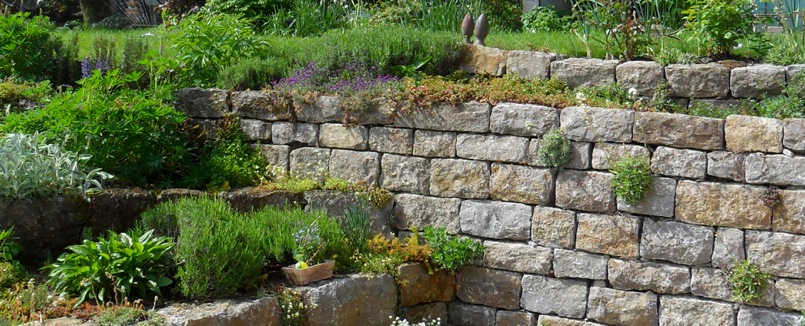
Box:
[388,316,442,326]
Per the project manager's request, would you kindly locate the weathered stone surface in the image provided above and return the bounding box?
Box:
[784,119,805,153]
[641,219,714,265]
[295,96,345,123]
[560,106,634,142]
[399,302,447,324]
[532,207,576,249]
[712,227,745,268]
[456,266,521,309]
[156,189,206,204]
[158,297,281,326]
[587,287,658,326]
[413,130,456,158]
[689,98,752,111]
[691,267,775,306]
[239,119,271,141]
[456,134,529,163]
[537,316,606,326]
[506,50,555,80]
[397,263,455,307]
[328,149,379,185]
[394,194,461,234]
[567,141,592,169]
[175,88,230,118]
[553,249,608,280]
[381,154,430,195]
[348,98,395,125]
[490,103,559,137]
[608,259,690,294]
[303,274,397,326]
[660,296,734,326]
[617,177,676,218]
[616,61,664,96]
[189,119,220,139]
[676,181,772,229]
[551,58,618,88]
[591,143,650,170]
[774,190,805,234]
[231,90,290,121]
[556,170,615,213]
[430,159,489,199]
[369,127,414,154]
[319,124,368,150]
[258,145,290,171]
[490,164,554,205]
[482,241,549,274]
[495,310,536,326]
[747,230,805,278]
[725,115,784,153]
[460,44,507,76]
[304,190,392,236]
[576,213,639,258]
[220,188,304,213]
[633,111,724,150]
[789,64,805,82]
[447,302,496,326]
[707,151,746,181]
[731,64,787,98]
[775,278,805,311]
[290,147,330,182]
[24,317,96,326]
[460,200,531,240]
[665,63,730,98]
[745,154,805,186]
[737,307,802,326]
[395,102,491,133]
[650,146,707,179]
[521,275,588,318]
[272,122,318,146]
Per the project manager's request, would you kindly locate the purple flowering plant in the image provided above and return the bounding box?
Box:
[271,61,401,96]
[81,56,113,79]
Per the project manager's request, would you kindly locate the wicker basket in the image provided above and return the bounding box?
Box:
[282,260,335,285]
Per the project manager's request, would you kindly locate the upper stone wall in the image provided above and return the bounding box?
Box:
[177,88,805,326]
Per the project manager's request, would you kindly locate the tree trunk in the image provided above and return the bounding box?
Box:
[79,0,112,24]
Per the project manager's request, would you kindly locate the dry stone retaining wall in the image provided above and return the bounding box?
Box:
[176,87,805,326]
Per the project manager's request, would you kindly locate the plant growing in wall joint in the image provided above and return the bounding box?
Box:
[726,259,770,303]
[537,128,573,172]
[610,154,654,204]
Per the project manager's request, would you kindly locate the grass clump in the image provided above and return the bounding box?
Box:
[538,128,573,172]
[726,259,770,304]
[610,155,654,204]
[92,305,165,326]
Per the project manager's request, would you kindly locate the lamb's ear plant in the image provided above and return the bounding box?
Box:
[726,259,770,304]
[610,154,654,204]
[538,128,573,172]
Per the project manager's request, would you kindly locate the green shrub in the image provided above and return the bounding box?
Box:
[484,0,523,31]
[263,0,346,37]
[0,132,112,201]
[537,128,573,171]
[1,71,191,187]
[650,80,678,111]
[0,80,51,111]
[765,35,805,65]
[682,0,765,56]
[610,155,654,204]
[753,71,805,119]
[0,13,60,81]
[423,226,485,273]
[217,57,291,90]
[201,0,292,28]
[44,230,174,305]
[0,228,25,289]
[522,5,574,32]
[726,259,770,303]
[192,114,269,189]
[96,15,130,30]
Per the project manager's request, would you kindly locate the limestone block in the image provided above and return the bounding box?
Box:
[560,106,634,142]
[447,302,496,326]
[413,130,456,158]
[369,127,414,154]
[650,146,707,179]
[551,58,618,88]
[397,263,455,307]
[731,64,787,99]
[302,275,396,326]
[608,259,690,294]
[258,145,289,171]
[737,307,801,326]
[553,249,608,280]
[289,147,330,182]
[483,241,552,274]
[395,102,491,133]
[460,44,507,76]
[319,124,368,150]
[659,296,734,326]
[456,134,529,163]
[328,150,379,185]
[430,159,489,199]
[496,311,536,326]
[231,90,290,121]
[774,190,805,235]
[775,278,805,311]
[537,316,606,326]
[640,219,714,265]
[456,266,522,310]
[490,164,554,205]
[788,64,805,82]
[712,227,745,268]
[691,267,774,307]
[556,170,615,213]
[239,119,271,141]
[587,287,658,326]
[490,102,559,137]
[784,119,805,153]
[399,302,447,324]
[521,275,588,318]
[393,194,461,234]
[707,151,745,182]
[615,61,664,97]
[746,230,805,278]
[675,181,772,229]
[576,213,640,258]
[294,96,345,123]
[506,50,555,80]
[272,122,318,146]
[617,177,676,218]
[532,207,576,249]
[591,143,650,170]
[381,154,430,195]
[725,115,783,153]
[665,63,730,98]
[175,88,229,118]
[745,154,805,186]
[633,111,724,150]
[459,200,531,241]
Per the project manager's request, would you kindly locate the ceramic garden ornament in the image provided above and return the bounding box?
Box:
[474,13,489,46]
[462,13,474,44]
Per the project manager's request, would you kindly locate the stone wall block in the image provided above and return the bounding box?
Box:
[538,316,607,326]
[302,274,396,326]
[231,90,290,121]
[430,159,490,199]
[774,190,805,235]
[633,112,724,151]
[319,124,368,150]
[239,119,271,141]
[591,143,650,170]
[731,65,787,99]
[556,170,615,213]
[745,154,805,186]
[490,103,559,137]
[725,115,783,153]
[506,50,555,80]
[490,164,554,205]
[258,145,289,171]
[496,310,536,326]
[328,150,379,185]
[587,287,658,326]
[784,119,805,153]
[447,302,497,326]
[659,296,734,326]
[395,102,491,133]
[560,106,634,142]
[650,146,707,179]
[272,122,318,146]
[484,241,552,274]
[676,181,772,229]
[460,200,532,241]
[295,96,345,123]
[775,278,805,311]
[789,64,805,83]
[615,61,664,97]
[551,58,618,88]
[397,263,455,307]
[665,63,730,98]
[399,303,447,324]
[747,230,805,278]
[289,148,330,182]
[456,134,529,163]
[617,177,676,218]
[456,266,522,309]
[707,151,746,182]
[691,267,775,306]
[460,44,508,76]
[712,227,745,268]
[369,127,414,154]
[394,194,461,234]
[640,219,714,265]
[553,249,608,280]
[532,206,576,249]
[521,275,589,318]
[608,259,690,294]
[381,154,430,195]
[413,130,456,158]
[576,213,640,258]
[737,307,802,326]
[175,88,230,118]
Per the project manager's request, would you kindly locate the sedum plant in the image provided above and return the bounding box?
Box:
[0,132,112,201]
[538,128,573,172]
[726,259,770,303]
[610,154,654,204]
[44,230,174,305]
[423,226,485,273]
